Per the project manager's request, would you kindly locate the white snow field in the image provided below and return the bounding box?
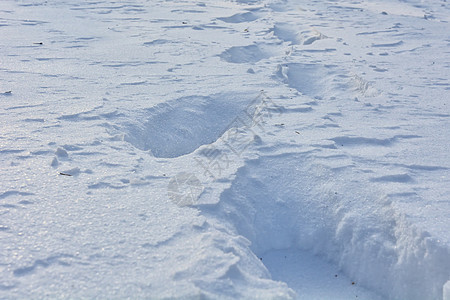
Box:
[0,0,449,299]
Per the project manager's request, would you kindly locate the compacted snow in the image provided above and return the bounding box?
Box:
[1,0,449,299]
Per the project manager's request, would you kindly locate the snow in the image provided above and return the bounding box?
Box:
[0,0,449,299]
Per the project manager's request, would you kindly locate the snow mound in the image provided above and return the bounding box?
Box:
[217,12,259,23]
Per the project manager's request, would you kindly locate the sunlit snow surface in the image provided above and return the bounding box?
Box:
[0,0,449,299]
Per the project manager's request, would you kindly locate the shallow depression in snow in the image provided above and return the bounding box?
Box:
[275,63,351,100]
[123,93,257,158]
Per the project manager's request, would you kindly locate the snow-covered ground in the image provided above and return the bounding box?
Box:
[1,0,449,299]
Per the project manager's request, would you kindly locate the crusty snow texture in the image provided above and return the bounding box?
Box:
[0,0,449,299]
